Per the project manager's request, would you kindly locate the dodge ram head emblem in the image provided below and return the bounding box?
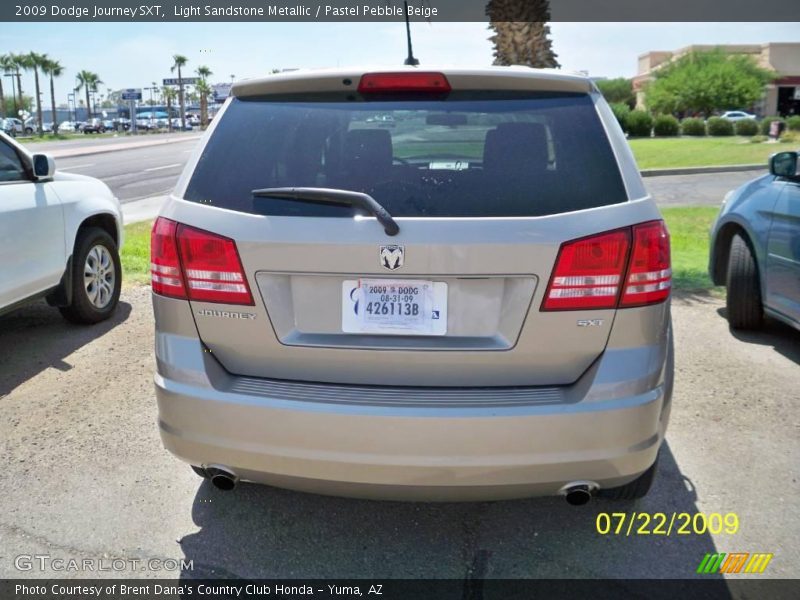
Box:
[380,245,405,271]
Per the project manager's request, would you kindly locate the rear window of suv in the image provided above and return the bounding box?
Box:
[184,92,628,218]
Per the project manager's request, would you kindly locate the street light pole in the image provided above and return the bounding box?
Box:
[148,86,155,128]
[67,92,75,123]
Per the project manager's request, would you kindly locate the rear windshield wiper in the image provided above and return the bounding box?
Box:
[251,187,399,236]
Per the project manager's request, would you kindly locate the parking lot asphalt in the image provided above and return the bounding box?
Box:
[643,171,760,207]
[1,287,797,580]
[44,139,198,202]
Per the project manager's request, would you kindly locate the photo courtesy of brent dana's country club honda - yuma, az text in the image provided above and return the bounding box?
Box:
[0,1,799,598]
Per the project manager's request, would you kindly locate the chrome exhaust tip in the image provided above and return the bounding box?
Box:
[559,481,599,506]
[206,466,239,491]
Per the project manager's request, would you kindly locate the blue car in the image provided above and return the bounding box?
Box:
[709,151,800,331]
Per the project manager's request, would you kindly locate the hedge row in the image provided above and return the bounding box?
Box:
[610,110,795,137]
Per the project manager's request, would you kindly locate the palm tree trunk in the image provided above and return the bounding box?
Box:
[85,87,91,120]
[178,66,186,130]
[167,94,173,132]
[487,0,560,69]
[0,77,5,118]
[16,70,23,108]
[49,74,58,135]
[33,68,43,135]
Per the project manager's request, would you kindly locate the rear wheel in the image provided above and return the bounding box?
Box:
[59,227,121,324]
[726,234,763,330]
[601,456,658,500]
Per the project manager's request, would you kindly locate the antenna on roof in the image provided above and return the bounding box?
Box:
[403,1,419,66]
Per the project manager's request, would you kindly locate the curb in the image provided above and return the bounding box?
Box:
[47,134,202,159]
[640,164,763,177]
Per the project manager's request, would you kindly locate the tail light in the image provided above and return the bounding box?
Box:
[620,220,671,307]
[150,218,186,299]
[542,229,631,310]
[542,220,670,311]
[151,217,253,305]
[358,72,451,94]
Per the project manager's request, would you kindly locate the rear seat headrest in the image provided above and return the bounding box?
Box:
[483,122,550,173]
[343,129,393,175]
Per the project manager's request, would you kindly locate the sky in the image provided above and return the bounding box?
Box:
[2,21,800,106]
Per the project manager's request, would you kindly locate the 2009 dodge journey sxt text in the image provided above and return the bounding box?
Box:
[152,67,673,503]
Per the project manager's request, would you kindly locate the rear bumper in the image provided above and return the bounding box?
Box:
[155,302,673,501]
[157,379,668,501]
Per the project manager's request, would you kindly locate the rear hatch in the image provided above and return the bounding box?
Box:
[159,69,660,387]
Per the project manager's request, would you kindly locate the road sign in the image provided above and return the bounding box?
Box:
[163,77,199,86]
[121,88,142,100]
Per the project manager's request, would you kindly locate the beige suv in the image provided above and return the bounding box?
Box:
[152,67,673,504]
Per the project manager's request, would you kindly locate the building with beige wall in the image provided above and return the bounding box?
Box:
[633,43,800,116]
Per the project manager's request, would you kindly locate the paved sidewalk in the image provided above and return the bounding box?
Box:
[123,195,168,224]
[43,134,202,159]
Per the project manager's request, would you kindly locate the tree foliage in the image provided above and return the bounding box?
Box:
[596,78,635,108]
[646,49,774,117]
[76,70,102,119]
[2,95,32,117]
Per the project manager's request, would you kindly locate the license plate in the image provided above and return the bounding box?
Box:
[342,279,447,336]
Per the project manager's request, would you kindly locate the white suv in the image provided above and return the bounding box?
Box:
[0,131,124,323]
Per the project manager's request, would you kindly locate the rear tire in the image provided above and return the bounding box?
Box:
[601,456,658,500]
[59,227,121,324]
[726,234,763,330]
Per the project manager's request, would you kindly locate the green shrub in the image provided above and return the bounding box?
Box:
[761,117,785,136]
[681,118,706,136]
[653,115,680,137]
[749,135,768,143]
[609,102,630,132]
[707,117,734,136]
[779,131,800,144]
[734,119,759,136]
[786,116,800,132]
[625,110,653,137]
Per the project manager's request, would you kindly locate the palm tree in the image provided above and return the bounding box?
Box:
[21,52,48,135]
[195,81,213,129]
[76,70,102,120]
[196,65,212,128]
[162,86,177,132]
[9,53,25,113]
[486,0,559,69]
[171,54,188,130]
[41,58,63,135]
[0,53,11,118]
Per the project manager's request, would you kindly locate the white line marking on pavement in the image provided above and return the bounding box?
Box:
[59,163,95,171]
[143,163,182,172]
